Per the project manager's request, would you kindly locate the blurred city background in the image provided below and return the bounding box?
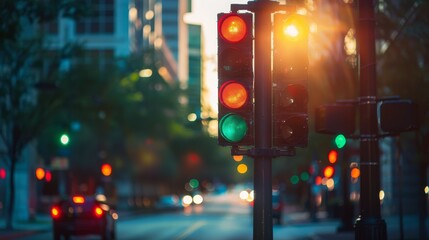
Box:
[1,0,429,239]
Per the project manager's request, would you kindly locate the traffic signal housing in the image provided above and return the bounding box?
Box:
[217,13,254,146]
[378,99,418,133]
[273,13,309,148]
[315,103,356,135]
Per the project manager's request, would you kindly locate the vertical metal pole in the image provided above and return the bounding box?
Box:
[253,1,273,239]
[354,0,387,239]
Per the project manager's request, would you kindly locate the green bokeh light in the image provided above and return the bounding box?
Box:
[60,134,69,145]
[335,134,346,149]
[189,179,199,189]
[300,172,309,182]
[290,175,300,185]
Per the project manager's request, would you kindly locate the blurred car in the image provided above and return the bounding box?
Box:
[272,190,283,225]
[51,195,118,240]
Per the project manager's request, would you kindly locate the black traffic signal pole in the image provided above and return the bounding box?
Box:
[253,1,273,239]
[354,0,387,239]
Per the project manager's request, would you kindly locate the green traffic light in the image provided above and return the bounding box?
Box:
[219,113,248,142]
[189,179,199,189]
[335,134,346,149]
[60,134,70,145]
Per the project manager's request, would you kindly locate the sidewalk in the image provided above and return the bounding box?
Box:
[281,205,429,240]
[0,215,51,240]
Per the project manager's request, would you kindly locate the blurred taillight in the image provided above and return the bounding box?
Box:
[51,206,61,219]
[94,206,103,218]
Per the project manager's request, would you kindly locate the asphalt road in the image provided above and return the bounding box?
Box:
[10,192,343,240]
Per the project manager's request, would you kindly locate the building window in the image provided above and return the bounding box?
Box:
[75,49,115,70]
[76,0,115,34]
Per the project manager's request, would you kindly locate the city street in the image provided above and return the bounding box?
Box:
[2,191,343,240]
[2,190,429,240]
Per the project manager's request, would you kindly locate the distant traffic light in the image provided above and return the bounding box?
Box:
[335,134,347,149]
[101,163,112,177]
[273,13,309,148]
[217,13,254,146]
[60,133,70,145]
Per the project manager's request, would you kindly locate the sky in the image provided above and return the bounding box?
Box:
[184,0,249,116]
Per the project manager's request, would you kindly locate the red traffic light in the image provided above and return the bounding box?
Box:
[101,164,112,177]
[219,14,248,43]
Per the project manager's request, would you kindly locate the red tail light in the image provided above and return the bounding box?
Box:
[94,206,104,218]
[51,206,61,219]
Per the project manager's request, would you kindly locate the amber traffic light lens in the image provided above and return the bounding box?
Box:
[220,81,248,109]
[220,15,247,43]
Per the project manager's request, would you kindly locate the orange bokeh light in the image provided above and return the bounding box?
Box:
[351,167,360,179]
[323,166,335,178]
[73,196,85,204]
[101,164,112,177]
[233,155,243,162]
[328,150,338,164]
[35,168,45,180]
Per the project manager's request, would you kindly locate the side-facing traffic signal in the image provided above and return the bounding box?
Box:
[273,13,309,147]
[217,13,254,146]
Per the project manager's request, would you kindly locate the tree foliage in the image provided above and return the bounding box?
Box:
[0,0,86,230]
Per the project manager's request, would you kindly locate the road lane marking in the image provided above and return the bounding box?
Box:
[176,220,207,240]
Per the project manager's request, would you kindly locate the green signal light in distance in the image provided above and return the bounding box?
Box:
[335,134,346,149]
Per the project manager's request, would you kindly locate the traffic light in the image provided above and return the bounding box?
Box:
[273,13,309,147]
[334,134,347,149]
[378,99,418,133]
[60,133,70,145]
[217,13,254,146]
[101,163,112,177]
[315,103,356,135]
